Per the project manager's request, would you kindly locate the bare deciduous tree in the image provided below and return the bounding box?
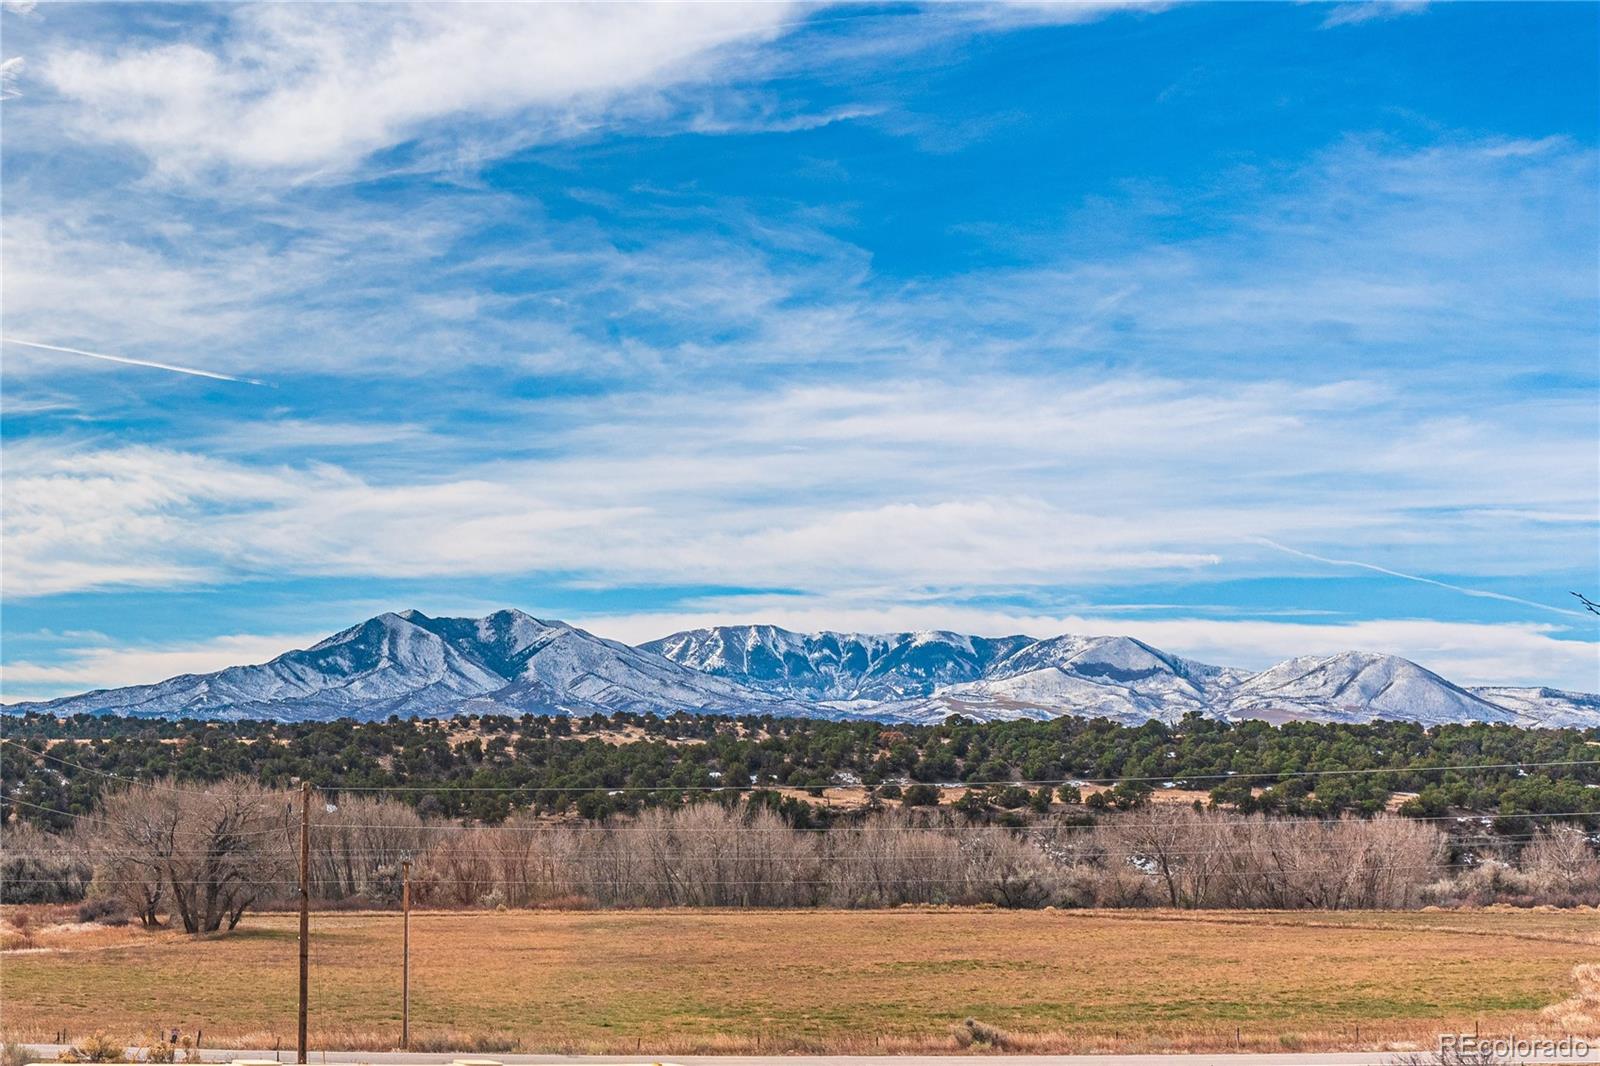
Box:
[312,795,426,904]
[1522,825,1600,898]
[92,779,294,933]
[51,779,1588,915]
[0,820,92,905]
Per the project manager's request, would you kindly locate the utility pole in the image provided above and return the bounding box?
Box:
[298,781,310,1065]
[401,859,411,1050]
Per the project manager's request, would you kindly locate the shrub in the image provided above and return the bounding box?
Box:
[1523,826,1600,899]
[139,1037,176,1065]
[78,895,132,926]
[956,1017,1016,1050]
[61,1033,125,1063]
[1424,859,1538,908]
[0,823,92,903]
[953,790,990,817]
[1109,780,1153,810]
[901,783,939,807]
[991,785,1031,810]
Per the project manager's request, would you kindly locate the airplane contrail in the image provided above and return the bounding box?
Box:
[1250,536,1588,619]
[0,336,269,386]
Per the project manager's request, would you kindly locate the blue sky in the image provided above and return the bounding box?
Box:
[2,0,1597,699]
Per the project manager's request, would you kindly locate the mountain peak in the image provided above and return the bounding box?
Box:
[7,611,1592,729]
[1225,649,1515,725]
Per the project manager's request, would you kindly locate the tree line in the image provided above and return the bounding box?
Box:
[4,779,1598,924]
[5,710,1599,829]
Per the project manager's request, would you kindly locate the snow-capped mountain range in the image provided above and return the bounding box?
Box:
[7,609,1597,729]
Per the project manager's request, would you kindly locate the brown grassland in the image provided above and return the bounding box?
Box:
[3,906,1598,1054]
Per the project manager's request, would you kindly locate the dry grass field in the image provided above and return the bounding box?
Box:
[3,906,1598,1054]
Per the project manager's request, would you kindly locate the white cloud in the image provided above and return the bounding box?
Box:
[0,193,503,377]
[37,3,802,178]
[1320,2,1428,29]
[2,365,1591,603]
[3,135,1589,397]
[938,1,1169,29]
[932,138,1597,378]
[0,55,24,99]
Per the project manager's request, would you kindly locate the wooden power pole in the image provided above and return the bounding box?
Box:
[401,859,412,1050]
[298,781,311,1064]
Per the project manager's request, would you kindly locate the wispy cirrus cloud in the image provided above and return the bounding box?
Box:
[1320,1,1428,29]
[3,134,1589,394]
[29,3,806,179]
[4,368,1590,603]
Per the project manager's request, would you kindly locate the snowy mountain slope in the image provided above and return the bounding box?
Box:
[641,625,1034,700]
[1469,687,1600,729]
[438,611,793,716]
[882,634,1241,725]
[878,672,1197,726]
[13,610,802,722]
[1222,652,1520,725]
[991,634,1245,701]
[8,611,1597,728]
[11,613,512,720]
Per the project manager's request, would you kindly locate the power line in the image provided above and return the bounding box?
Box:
[2,795,296,841]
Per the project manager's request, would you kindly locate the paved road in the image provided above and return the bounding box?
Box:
[17,1048,1600,1066]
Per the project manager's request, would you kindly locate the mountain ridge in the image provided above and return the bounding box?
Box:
[7,610,1596,728]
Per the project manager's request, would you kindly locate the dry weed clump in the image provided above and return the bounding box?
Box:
[58,1033,125,1063]
[949,1017,1018,1050]
[0,918,30,951]
[1541,964,1600,1036]
[2,1043,42,1066]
